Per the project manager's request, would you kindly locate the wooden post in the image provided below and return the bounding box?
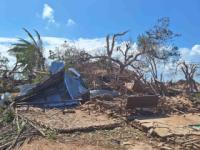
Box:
[26,105,29,111]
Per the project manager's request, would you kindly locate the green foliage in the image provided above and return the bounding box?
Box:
[0,107,4,115]
[45,129,57,140]
[0,107,4,112]
[49,41,90,69]
[195,93,200,99]
[137,17,180,63]
[32,72,50,84]
[8,28,45,81]
[2,109,14,124]
[0,53,9,78]
[0,53,9,67]
[137,17,180,82]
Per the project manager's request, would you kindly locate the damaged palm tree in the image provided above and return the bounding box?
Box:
[8,28,46,83]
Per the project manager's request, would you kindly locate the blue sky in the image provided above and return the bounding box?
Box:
[0,0,200,47]
[0,0,200,72]
[0,0,200,82]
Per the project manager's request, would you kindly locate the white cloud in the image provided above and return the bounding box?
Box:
[0,37,17,43]
[161,45,200,81]
[0,36,106,65]
[66,18,76,26]
[43,37,67,47]
[42,4,55,23]
[74,38,105,52]
[42,36,106,56]
[179,45,200,63]
[1,36,200,78]
[190,45,200,56]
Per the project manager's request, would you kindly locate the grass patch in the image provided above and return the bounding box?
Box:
[0,107,4,114]
[45,129,57,140]
[195,93,200,99]
[2,109,14,124]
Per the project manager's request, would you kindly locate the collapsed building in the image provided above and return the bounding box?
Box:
[14,61,90,108]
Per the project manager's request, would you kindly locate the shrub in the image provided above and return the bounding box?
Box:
[2,109,14,123]
[45,129,57,140]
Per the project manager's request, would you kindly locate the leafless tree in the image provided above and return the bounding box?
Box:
[92,31,145,74]
[115,41,143,73]
[105,31,128,71]
[178,61,199,92]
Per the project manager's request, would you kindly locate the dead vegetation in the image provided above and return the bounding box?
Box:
[1,83,200,150]
[0,17,200,150]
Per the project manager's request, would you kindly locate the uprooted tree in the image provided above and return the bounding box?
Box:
[178,61,199,92]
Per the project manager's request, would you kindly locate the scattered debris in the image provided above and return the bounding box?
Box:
[0,61,200,150]
[17,107,122,133]
[14,66,89,108]
[158,95,198,114]
[134,113,200,138]
[131,113,200,150]
[0,92,12,107]
[90,89,119,99]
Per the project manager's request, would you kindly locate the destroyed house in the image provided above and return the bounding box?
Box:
[15,67,89,108]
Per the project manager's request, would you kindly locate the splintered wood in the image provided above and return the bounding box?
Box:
[18,107,121,133]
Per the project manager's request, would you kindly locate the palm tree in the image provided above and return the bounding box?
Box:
[8,28,45,82]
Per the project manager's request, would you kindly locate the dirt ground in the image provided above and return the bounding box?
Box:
[18,107,121,131]
[16,138,110,150]
[16,126,158,150]
[16,138,156,150]
[4,93,200,150]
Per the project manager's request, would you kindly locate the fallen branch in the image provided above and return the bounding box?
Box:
[26,120,45,137]
[0,141,13,150]
[18,114,46,137]
[7,122,26,150]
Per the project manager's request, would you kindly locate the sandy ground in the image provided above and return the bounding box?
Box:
[12,122,159,150]
[16,138,110,150]
[18,107,120,131]
[16,135,156,150]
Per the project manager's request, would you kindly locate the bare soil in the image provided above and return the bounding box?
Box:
[16,126,158,150]
[18,107,120,131]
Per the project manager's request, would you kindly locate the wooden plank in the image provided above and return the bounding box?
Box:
[126,95,159,109]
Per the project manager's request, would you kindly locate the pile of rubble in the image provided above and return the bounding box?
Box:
[158,95,199,114]
[1,61,200,150]
[132,113,200,150]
